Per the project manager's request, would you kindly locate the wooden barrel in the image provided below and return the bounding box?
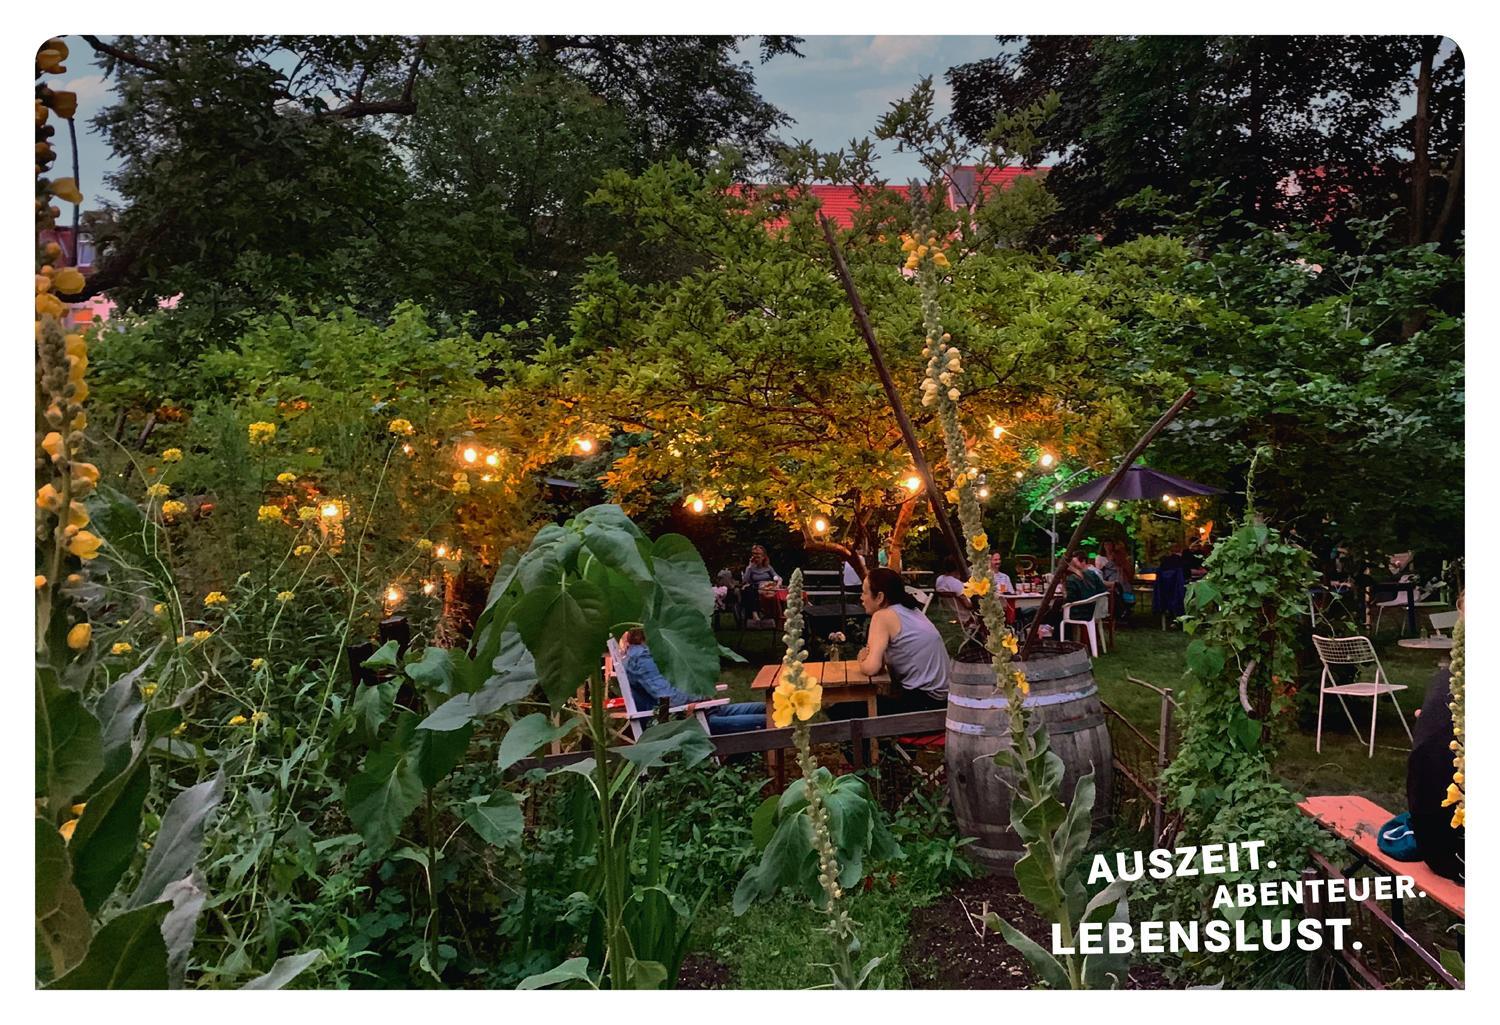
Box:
[945,644,1113,876]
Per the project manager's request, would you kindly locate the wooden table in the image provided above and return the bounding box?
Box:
[752,660,894,775]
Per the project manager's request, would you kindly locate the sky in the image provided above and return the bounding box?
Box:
[60,34,1006,209]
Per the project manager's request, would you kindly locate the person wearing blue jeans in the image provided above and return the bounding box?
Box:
[619,629,765,734]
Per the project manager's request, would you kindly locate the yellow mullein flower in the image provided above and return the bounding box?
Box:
[297,505,318,522]
[944,488,960,504]
[140,683,157,699]
[68,531,102,560]
[161,499,188,519]
[192,629,212,642]
[228,715,248,727]
[969,532,989,552]
[250,711,269,725]
[963,576,991,598]
[251,658,266,670]
[276,472,297,484]
[146,483,170,499]
[932,251,950,269]
[1441,783,1462,808]
[41,431,63,461]
[152,603,165,616]
[37,483,62,512]
[415,538,434,552]
[947,387,961,400]
[275,591,295,603]
[257,504,284,524]
[161,448,183,463]
[59,819,79,843]
[172,722,187,736]
[1012,670,1030,696]
[1452,807,1464,829]
[204,591,229,606]
[387,418,415,436]
[35,575,47,590]
[1001,633,1019,655]
[248,421,277,445]
[110,642,133,655]
[66,622,92,650]
[772,681,797,728]
[293,544,313,557]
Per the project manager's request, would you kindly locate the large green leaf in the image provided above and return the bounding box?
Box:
[36,666,103,814]
[582,522,654,585]
[48,901,171,989]
[582,557,646,628]
[512,575,610,706]
[241,950,324,990]
[485,545,524,608]
[158,872,207,988]
[418,626,537,731]
[129,773,225,908]
[643,602,719,697]
[650,533,715,619]
[351,679,398,740]
[89,665,150,785]
[615,717,713,770]
[404,645,468,698]
[572,504,646,541]
[516,956,596,990]
[412,718,474,788]
[463,791,524,848]
[343,719,426,855]
[70,746,153,914]
[361,639,401,670]
[36,816,91,979]
[497,713,581,771]
[985,913,1070,989]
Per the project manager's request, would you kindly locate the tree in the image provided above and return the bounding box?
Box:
[948,36,1464,248]
[79,35,802,344]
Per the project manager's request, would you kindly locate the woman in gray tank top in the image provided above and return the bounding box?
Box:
[856,567,950,713]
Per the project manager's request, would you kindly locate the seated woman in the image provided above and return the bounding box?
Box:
[854,567,950,713]
[617,628,766,734]
[739,544,783,626]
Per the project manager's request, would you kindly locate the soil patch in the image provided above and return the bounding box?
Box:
[904,873,1172,989]
[677,952,735,989]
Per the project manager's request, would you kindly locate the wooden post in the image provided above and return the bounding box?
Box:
[1154,688,1173,843]
[819,214,971,578]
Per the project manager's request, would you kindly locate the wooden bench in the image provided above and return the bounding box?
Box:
[1298,794,1463,988]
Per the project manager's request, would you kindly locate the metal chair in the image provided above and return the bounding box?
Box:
[1427,610,1459,636]
[1060,592,1111,657]
[1311,635,1413,757]
[937,592,984,652]
[908,586,934,615]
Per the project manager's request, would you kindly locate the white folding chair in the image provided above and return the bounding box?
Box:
[909,587,934,615]
[938,592,984,651]
[1427,610,1459,637]
[1371,574,1447,636]
[1311,634,1413,757]
[605,638,727,742]
[1060,592,1110,657]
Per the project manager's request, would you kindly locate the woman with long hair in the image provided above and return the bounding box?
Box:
[854,566,950,713]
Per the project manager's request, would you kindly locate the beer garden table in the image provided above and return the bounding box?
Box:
[751,659,894,775]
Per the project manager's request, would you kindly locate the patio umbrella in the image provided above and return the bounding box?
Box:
[1053,465,1223,504]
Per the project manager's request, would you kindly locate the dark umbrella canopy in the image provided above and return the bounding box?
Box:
[1054,465,1223,504]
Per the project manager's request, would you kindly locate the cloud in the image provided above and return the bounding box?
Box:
[60,74,112,104]
[863,36,940,72]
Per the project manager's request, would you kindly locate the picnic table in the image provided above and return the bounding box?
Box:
[752,659,895,773]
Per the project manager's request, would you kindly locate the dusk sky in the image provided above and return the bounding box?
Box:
[59,35,1009,208]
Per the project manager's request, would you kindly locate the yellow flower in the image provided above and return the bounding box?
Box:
[228,715,248,727]
[66,622,91,650]
[947,387,961,401]
[53,267,85,294]
[415,538,434,552]
[963,576,991,598]
[257,504,284,524]
[1441,783,1462,808]
[932,251,950,269]
[1011,670,1030,697]
[146,483,170,499]
[792,683,822,721]
[204,591,228,606]
[387,418,415,436]
[772,682,797,728]
[1452,807,1465,829]
[41,431,63,461]
[944,488,960,504]
[251,657,266,670]
[152,603,165,616]
[36,575,47,590]
[51,179,84,206]
[247,421,277,445]
[275,591,295,603]
[900,235,917,253]
[276,472,297,484]
[172,723,186,736]
[110,642,133,655]
[453,479,471,495]
[192,629,212,642]
[251,711,269,725]
[70,803,86,817]
[297,505,318,522]
[140,683,157,699]
[58,819,79,843]
[67,530,103,560]
[37,483,62,512]
[293,544,313,557]
[72,462,100,492]
[969,532,989,552]
[161,499,188,519]
[67,501,90,531]
[1454,772,1464,786]
[1001,633,1019,655]
[177,635,188,645]
[161,448,183,463]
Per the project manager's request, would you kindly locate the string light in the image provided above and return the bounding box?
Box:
[461,447,478,464]
[991,424,1004,439]
[422,580,437,596]
[320,502,340,519]
[977,486,990,499]
[575,437,596,454]
[434,544,449,558]
[689,496,705,514]
[1054,501,1065,512]
[903,475,922,493]
[1105,500,1118,511]
[1038,452,1055,468]
[1014,470,1025,480]
[384,585,403,609]
[812,517,829,534]
[485,452,499,467]
[401,443,413,456]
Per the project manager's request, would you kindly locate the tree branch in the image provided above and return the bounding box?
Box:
[82,35,166,75]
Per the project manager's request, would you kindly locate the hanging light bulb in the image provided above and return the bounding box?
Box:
[575,437,596,454]
[812,517,829,534]
[461,446,478,464]
[384,585,403,606]
[1038,452,1055,468]
[1054,501,1065,512]
[977,486,990,499]
[320,502,341,519]
[422,580,437,596]
[991,424,1004,439]
[689,496,705,514]
[1105,500,1118,511]
[434,544,449,559]
[904,475,922,493]
[484,451,499,467]
[1014,470,1025,480]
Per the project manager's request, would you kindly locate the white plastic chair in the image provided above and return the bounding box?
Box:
[1427,610,1459,636]
[909,586,934,615]
[1311,634,1413,757]
[1060,592,1111,657]
[605,638,727,742]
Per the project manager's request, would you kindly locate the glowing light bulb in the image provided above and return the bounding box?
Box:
[434,544,449,558]
[1105,501,1118,511]
[904,475,922,492]
[1054,501,1065,512]
[575,437,595,454]
[422,580,437,596]
[401,443,413,456]
[384,585,403,605]
[1038,452,1055,468]
[991,425,1004,439]
[689,496,705,513]
[484,451,499,467]
[977,486,990,499]
[462,447,478,463]
[813,517,829,534]
[320,502,340,519]
[1014,470,1025,480]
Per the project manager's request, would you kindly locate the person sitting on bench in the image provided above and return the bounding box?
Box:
[618,628,766,734]
[854,567,950,714]
[1406,649,1465,882]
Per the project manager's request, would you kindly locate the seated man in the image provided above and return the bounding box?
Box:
[617,628,765,734]
[1407,627,1464,883]
[1018,550,1107,634]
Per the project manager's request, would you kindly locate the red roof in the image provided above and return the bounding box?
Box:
[729,166,1048,230]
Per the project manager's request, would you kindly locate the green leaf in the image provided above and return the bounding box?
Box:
[343,718,425,856]
[412,717,473,789]
[582,522,654,585]
[362,639,400,670]
[516,956,597,990]
[497,713,581,771]
[512,576,610,706]
[619,956,668,990]
[1057,772,1097,876]
[464,791,524,848]
[615,717,713,770]
[650,533,715,619]
[1185,639,1227,680]
[70,746,153,914]
[986,914,1071,989]
[750,793,780,850]
[36,816,92,979]
[718,643,748,664]
[572,504,646,541]
[485,545,524,608]
[1012,845,1064,921]
[36,666,103,815]
[89,667,148,786]
[48,901,171,990]
[241,950,324,990]
[158,872,207,988]
[582,557,646,627]
[643,602,719,697]
[403,646,459,696]
[351,679,398,739]
[129,773,225,908]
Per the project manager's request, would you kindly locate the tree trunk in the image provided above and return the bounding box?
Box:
[1409,38,1439,244]
[885,494,919,572]
[1429,136,1464,245]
